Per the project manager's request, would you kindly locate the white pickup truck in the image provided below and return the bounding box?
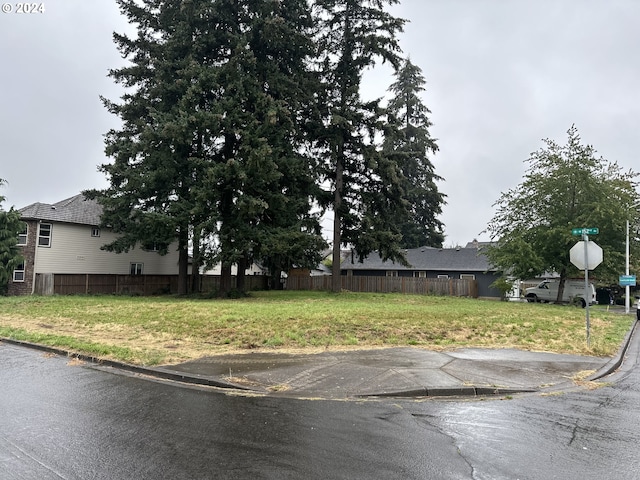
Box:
[525,279,596,308]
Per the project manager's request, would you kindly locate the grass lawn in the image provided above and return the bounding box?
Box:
[0,291,634,366]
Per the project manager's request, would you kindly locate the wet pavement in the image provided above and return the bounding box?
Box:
[4,321,640,479]
[3,320,636,400]
[158,346,612,399]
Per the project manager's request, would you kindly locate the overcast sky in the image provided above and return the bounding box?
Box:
[2,1,639,247]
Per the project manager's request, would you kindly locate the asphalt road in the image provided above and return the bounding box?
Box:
[0,344,467,479]
[2,341,640,479]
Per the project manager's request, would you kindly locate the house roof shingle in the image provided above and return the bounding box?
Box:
[19,194,102,226]
[341,246,495,272]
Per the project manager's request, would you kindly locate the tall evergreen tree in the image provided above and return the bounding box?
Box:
[91,0,325,295]
[249,0,327,286]
[313,0,406,292]
[384,58,445,248]
[0,179,22,295]
[86,0,217,294]
[194,0,325,294]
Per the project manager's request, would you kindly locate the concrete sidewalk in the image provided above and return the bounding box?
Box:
[152,320,638,399]
[157,347,606,399]
[155,348,609,399]
[3,320,636,400]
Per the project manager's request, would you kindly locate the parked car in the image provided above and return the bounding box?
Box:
[525,279,596,308]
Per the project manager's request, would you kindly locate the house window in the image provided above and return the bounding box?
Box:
[437,274,449,279]
[386,271,398,277]
[130,263,144,275]
[143,241,166,252]
[91,227,101,237]
[17,222,28,245]
[38,223,52,247]
[13,262,25,282]
[460,274,476,280]
[413,271,426,278]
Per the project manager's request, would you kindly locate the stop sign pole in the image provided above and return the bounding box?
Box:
[583,232,592,347]
[570,228,602,347]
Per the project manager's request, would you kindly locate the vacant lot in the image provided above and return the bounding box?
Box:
[0,291,634,365]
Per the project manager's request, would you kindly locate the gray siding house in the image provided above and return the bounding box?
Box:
[340,245,502,298]
[8,194,181,295]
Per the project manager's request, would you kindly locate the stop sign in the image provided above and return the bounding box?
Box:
[570,241,603,270]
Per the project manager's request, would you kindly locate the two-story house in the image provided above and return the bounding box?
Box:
[9,194,181,295]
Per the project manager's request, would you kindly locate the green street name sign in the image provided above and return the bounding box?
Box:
[572,227,599,236]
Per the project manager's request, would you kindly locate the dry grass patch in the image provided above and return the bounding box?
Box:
[0,291,634,365]
[66,356,86,366]
[268,384,291,392]
[571,369,611,390]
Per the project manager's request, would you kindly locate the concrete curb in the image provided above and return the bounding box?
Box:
[360,386,536,399]
[0,337,537,398]
[0,337,250,391]
[3,318,637,400]
[360,319,640,399]
[587,318,638,382]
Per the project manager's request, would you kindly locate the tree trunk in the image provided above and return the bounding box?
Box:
[177,227,189,295]
[556,268,567,304]
[220,263,233,296]
[267,267,283,290]
[191,229,201,294]
[331,145,344,293]
[237,254,247,293]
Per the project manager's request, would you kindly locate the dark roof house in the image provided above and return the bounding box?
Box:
[8,194,181,296]
[340,245,501,298]
[19,194,102,226]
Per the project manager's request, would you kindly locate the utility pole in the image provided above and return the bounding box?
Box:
[625,220,630,315]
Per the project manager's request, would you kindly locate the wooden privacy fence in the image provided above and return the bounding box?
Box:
[199,275,268,293]
[33,273,474,297]
[285,275,478,298]
[34,274,268,295]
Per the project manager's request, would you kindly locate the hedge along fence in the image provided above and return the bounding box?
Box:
[285,275,478,298]
[33,274,268,295]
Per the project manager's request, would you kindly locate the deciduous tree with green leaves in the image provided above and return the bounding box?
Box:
[0,179,23,295]
[485,125,640,302]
